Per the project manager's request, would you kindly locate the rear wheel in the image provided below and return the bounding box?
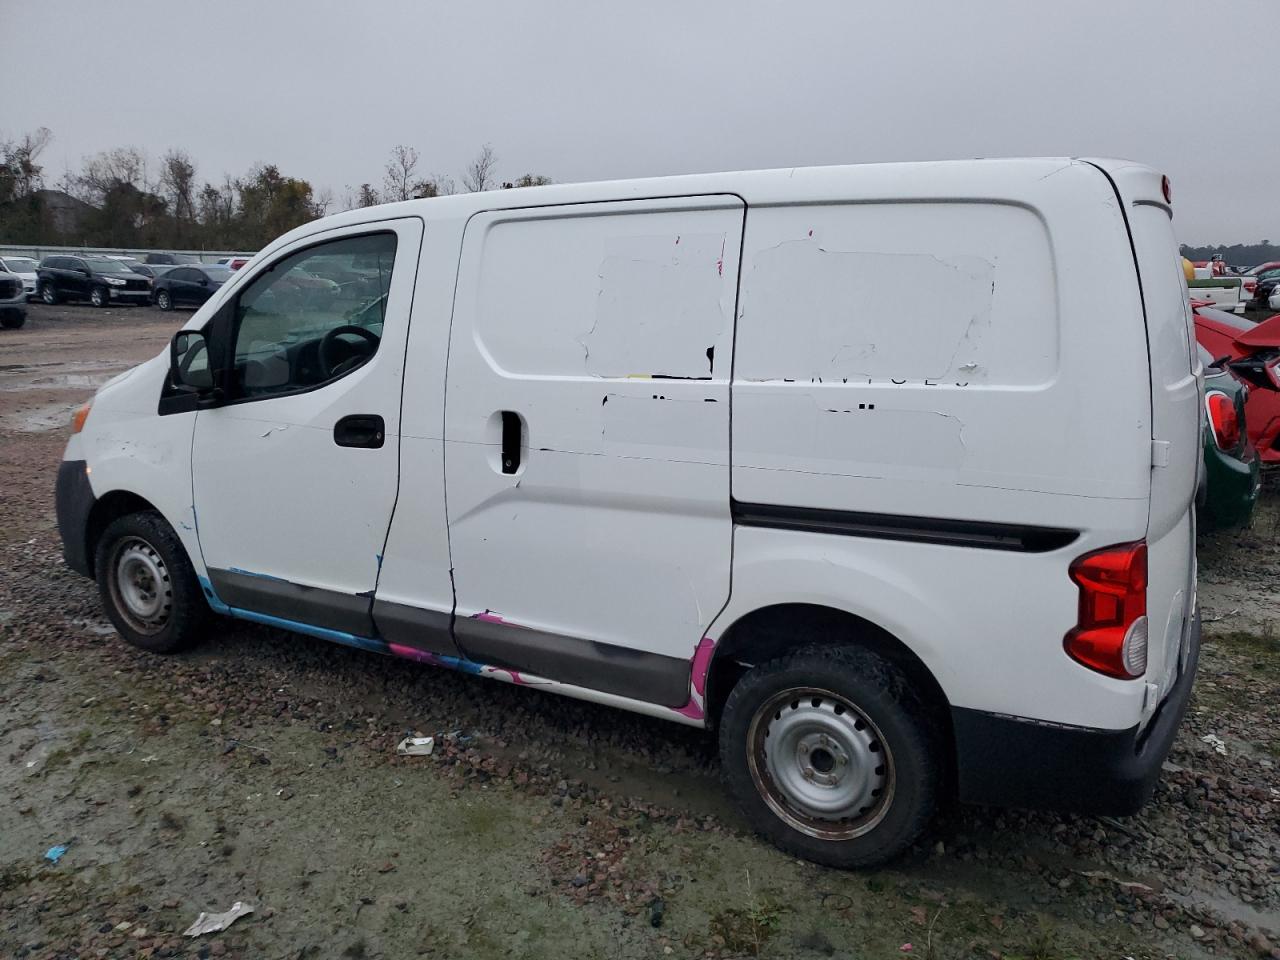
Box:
[719,645,940,868]
[0,308,25,329]
[40,282,59,305]
[155,289,172,311]
[89,286,108,308]
[94,511,209,653]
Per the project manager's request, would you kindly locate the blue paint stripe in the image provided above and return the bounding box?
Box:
[226,567,291,584]
[198,576,386,652]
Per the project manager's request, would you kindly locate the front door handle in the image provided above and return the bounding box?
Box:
[334,414,385,449]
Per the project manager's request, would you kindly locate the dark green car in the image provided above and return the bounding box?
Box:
[1198,345,1261,530]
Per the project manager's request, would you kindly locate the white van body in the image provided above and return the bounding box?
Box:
[56,159,1201,866]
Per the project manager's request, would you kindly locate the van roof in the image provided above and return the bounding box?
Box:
[266,157,1159,258]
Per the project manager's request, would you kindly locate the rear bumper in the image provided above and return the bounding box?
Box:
[951,610,1200,816]
[55,459,96,577]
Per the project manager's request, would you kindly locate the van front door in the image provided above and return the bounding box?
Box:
[191,219,423,636]
[442,197,744,709]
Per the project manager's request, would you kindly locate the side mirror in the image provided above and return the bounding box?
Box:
[170,330,217,399]
[78,267,91,276]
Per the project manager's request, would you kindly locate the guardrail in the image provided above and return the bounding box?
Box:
[0,244,257,265]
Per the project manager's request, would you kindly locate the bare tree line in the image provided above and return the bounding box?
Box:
[0,128,551,250]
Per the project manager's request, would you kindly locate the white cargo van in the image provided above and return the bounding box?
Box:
[56,159,1201,867]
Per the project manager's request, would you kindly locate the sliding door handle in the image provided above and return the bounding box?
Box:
[501,411,522,474]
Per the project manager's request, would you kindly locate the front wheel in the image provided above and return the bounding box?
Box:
[155,289,172,311]
[719,645,940,868]
[89,286,108,308]
[40,282,59,305]
[0,309,25,329]
[94,511,210,653]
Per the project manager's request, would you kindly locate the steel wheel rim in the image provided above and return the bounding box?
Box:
[158,292,169,309]
[109,537,172,634]
[746,687,894,840]
[91,288,104,306]
[42,286,54,303]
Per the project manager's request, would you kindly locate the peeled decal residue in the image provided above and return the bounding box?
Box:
[580,233,728,379]
[741,243,995,383]
[600,393,721,449]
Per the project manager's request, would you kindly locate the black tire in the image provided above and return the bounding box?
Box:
[155,289,172,311]
[719,645,940,868]
[94,511,210,654]
[89,286,108,308]
[0,309,25,329]
[40,282,59,305]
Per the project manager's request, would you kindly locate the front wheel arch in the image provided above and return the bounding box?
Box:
[84,491,162,578]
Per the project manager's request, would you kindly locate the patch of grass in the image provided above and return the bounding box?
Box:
[710,869,785,957]
[1203,630,1280,682]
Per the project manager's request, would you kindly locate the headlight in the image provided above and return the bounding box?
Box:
[104,276,127,286]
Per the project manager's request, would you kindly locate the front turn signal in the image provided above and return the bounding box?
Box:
[70,401,92,434]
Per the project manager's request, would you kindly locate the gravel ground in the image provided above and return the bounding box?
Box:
[1,303,1278,960]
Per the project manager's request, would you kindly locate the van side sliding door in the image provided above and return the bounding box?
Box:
[442,197,744,706]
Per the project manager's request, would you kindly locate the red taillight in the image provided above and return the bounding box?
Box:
[1161,175,1172,204]
[1244,279,1257,295]
[1064,542,1147,680]
[1205,390,1241,449]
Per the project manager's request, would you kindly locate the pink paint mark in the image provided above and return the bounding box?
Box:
[808,229,813,237]
[671,636,716,720]
[388,642,440,665]
[716,236,726,276]
[690,636,715,696]
[675,235,680,245]
[471,611,506,624]
[673,700,705,721]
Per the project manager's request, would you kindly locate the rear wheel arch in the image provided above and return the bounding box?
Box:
[705,603,954,758]
[85,491,163,577]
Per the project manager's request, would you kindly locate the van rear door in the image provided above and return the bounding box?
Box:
[1089,161,1201,713]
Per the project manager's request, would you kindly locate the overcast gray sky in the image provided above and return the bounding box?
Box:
[3,0,1275,244]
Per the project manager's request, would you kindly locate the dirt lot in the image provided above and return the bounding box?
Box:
[2,303,1277,960]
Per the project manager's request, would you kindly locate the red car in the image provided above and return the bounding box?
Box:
[1194,300,1280,463]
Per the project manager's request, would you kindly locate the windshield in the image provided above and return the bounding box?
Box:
[4,257,38,272]
[85,257,129,273]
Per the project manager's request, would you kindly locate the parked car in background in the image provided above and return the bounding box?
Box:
[151,264,233,310]
[0,256,40,300]
[0,267,27,328]
[37,255,152,307]
[1248,262,1280,310]
[1197,345,1260,530]
[1193,300,1280,464]
[1187,275,1246,314]
[144,252,198,266]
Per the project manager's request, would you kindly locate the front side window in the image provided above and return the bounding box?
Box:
[230,232,397,400]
